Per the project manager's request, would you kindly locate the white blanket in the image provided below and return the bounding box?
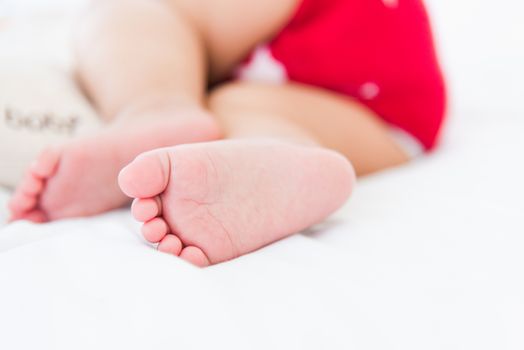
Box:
[1,1,523,349]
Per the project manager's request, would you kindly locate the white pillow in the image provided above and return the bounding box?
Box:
[0,61,102,188]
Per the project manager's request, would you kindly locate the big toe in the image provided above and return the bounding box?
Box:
[118,150,171,198]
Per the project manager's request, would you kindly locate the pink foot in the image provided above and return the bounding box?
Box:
[118,140,355,266]
[8,109,220,222]
[8,147,60,222]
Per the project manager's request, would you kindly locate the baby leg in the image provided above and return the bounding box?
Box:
[10,0,217,221]
[118,82,407,266]
[210,82,410,175]
[10,0,300,221]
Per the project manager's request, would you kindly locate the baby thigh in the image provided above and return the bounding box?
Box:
[164,0,301,81]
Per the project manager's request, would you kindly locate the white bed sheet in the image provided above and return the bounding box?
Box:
[1,1,524,349]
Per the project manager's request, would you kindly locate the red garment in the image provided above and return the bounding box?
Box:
[268,0,447,151]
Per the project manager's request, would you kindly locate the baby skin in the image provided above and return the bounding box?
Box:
[9,0,410,265]
[119,141,354,266]
[9,106,219,221]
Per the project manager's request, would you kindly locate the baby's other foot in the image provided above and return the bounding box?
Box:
[9,109,220,222]
[118,140,355,266]
[8,147,59,222]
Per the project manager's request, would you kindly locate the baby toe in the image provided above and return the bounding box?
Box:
[157,234,183,256]
[30,147,60,178]
[141,217,169,243]
[8,191,37,214]
[19,209,48,223]
[131,197,161,222]
[179,246,211,267]
[118,151,171,199]
[19,173,44,196]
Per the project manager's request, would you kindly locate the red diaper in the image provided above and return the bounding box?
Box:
[266,0,447,151]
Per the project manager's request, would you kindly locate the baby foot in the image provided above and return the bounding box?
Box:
[9,109,220,222]
[118,140,355,266]
[8,148,59,222]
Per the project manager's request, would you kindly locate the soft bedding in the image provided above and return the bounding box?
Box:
[1,0,524,349]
